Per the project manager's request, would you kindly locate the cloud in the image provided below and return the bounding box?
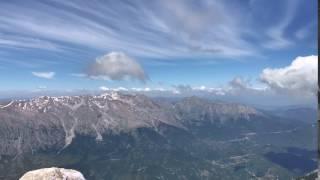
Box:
[71,73,86,78]
[173,84,193,93]
[295,22,317,40]
[229,77,251,90]
[112,87,128,91]
[32,71,55,79]
[260,55,317,96]
[0,0,315,61]
[253,0,300,49]
[38,86,47,89]
[171,84,226,96]
[0,34,63,52]
[0,0,269,58]
[86,52,147,82]
[99,86,109,91]
[130,87,152,92]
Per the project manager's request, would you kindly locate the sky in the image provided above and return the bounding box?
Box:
[0,0,317,106]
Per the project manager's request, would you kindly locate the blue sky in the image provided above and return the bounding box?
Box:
[0,0,317,105]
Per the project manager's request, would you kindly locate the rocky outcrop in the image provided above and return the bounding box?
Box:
[19,167,85,180]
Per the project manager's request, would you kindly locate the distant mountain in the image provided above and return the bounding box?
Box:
[296,169,319,180]
[0,92,317,179]
[267,107,317,124]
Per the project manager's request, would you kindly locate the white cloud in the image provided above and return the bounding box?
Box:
[31,85,48,92]
[0,34,62,51]
[260,55,317,96]
[99,86,109,91]
[130,87,160,92]
[38,86,47,89]
[71,73,87,78]
[0,0,260,58]
[32,71,55,79]
[295,22,316,40]
[86,52,147,82]
[0,0,315,60]
[113,87,128,91]
[193,86,207,91]
[229,77,251,90]
[173,84,192,93]
[261,0,299,49]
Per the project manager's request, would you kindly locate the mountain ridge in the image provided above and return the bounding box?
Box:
[0,92,262,157]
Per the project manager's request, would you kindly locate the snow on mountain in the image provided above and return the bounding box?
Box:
[0,92,261,156]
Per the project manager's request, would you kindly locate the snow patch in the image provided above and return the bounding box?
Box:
[0,101,14,109]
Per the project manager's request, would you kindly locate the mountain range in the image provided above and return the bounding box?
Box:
[0,92,317,179]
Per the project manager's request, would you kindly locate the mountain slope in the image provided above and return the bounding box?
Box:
[0,92,316,179]
[0,93,264,157]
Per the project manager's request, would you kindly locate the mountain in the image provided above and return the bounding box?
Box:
[265,107,317,124]
[296,169,319,180]
[0,92,183,156]
[0,92,317,179]
[0,92,261,156]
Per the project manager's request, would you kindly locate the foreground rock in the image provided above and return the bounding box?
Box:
[19,167,85,180]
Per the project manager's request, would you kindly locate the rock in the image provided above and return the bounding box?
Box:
[19,167,86,180]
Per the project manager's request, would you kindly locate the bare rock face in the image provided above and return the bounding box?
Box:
[19,167,85,180]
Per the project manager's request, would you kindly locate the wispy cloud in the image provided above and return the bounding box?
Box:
[70,73,87,78]
[262,0,299,49]
[0,34,63,51]
[295,22,317,40]
[0,0,307,59]
[32,71,55,79]
[0,0,314,62]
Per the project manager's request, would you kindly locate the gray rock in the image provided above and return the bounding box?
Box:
[19,167,85,180]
